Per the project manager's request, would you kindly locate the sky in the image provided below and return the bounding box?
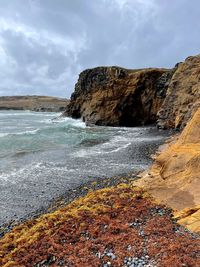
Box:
[0,0,199,98]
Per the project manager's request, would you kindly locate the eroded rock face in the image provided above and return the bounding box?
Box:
[133,108,200,233]
[157,55,200,129]
[64,66,172,126]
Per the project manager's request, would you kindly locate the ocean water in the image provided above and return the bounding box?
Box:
[0,110,169,224]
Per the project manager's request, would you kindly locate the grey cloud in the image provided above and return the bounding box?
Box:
[0,0,199,97]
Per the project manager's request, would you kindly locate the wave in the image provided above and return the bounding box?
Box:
[49,116,86,127]
[72,134,133,158]
[0,117,86,138]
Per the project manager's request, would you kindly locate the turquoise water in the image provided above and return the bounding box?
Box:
[0,110,169,225]
[0,111,108,158]
[0,111,141,176]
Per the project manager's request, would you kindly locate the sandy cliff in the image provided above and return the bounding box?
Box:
[134,108,200,232]
[64,66,173,126]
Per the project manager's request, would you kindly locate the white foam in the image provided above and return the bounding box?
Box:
[0,161,44,184]
[0,129,39,138]
[73,134,132,157]
[134,136,164,141]
[19,129,39,135]
[51,116,86,128]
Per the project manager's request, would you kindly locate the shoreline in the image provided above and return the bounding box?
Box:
[0,120,172,228]
[0,116,199,266]
[0,171,140,238]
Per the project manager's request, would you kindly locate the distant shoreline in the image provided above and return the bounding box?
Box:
[0,95,69,112]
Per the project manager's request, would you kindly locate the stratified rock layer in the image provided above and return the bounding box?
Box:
[157,55,200,129]
[134,108,200,233]
[64,67,172,126]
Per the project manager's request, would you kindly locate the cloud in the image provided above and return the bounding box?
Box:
[0,0,199,97]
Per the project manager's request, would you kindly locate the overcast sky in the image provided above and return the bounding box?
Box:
[0,0,199,98]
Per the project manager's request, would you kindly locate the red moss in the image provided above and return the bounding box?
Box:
[0,185,199,267]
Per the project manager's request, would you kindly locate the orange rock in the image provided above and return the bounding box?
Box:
[133,108,200,233]
[174,205,200,233]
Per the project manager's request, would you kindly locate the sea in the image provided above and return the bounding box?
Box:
[0,110,170,225]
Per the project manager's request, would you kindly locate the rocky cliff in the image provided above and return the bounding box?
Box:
[65,54,200,129]
[0,95,69,112]
[157,55,200,129]
[64,66,172,126]
[64,54,200,233]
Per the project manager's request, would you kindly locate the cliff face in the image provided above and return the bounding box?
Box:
[65,54,200,129]
[157,55,200,129]
[133,108,200,233]
[0,96,69,112]
[64,67,172,126]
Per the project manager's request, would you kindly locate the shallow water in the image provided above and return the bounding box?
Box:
[0,110,170,225]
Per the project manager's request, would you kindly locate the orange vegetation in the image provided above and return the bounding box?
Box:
[0,184,199,267]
